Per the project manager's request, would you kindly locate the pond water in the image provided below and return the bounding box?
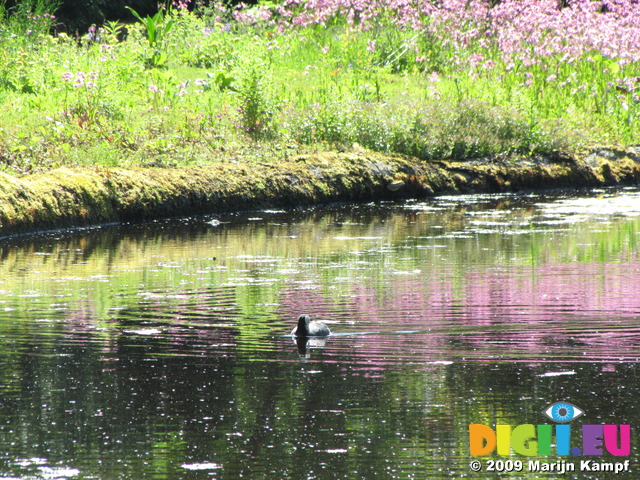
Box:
[0,187,639,479]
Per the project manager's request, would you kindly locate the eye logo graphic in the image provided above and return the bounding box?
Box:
[543,402,584,423]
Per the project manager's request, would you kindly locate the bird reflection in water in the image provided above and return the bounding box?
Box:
[294,335,329,357]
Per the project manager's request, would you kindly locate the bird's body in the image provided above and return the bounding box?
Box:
[291,314,331,337]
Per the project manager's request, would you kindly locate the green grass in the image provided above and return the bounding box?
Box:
[0,3,634,176]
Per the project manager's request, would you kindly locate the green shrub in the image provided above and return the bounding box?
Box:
[236,60,278,140]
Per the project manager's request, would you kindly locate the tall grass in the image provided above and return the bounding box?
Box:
[0,0,60,36]
[0,0,639,175]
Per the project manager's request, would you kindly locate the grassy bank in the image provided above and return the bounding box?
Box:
[2,1,640,176]
[1,1,640,235]
[1,147,639,237]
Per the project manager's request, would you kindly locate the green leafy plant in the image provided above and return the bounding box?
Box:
[236,61,278,140]
[102,20,127,43]
[209,70,236,92]
[125,5,175,68]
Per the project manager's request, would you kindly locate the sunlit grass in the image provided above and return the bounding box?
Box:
[0,1,638,175]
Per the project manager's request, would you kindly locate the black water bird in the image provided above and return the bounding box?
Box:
[291,314,331,337]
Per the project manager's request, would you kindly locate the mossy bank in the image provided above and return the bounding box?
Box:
[1,147,639,238]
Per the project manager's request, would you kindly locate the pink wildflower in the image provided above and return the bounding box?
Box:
[176,81,188,97]
[73,72,86,88]
[173,0,189,11]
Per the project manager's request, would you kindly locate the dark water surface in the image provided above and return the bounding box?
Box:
[1,187,640,479]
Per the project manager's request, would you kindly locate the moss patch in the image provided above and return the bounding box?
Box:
[1,148,639,238]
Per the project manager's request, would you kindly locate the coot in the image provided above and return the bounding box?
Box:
[291,314,331,337]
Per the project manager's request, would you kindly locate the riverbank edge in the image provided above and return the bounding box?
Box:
[1,147,639,238]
